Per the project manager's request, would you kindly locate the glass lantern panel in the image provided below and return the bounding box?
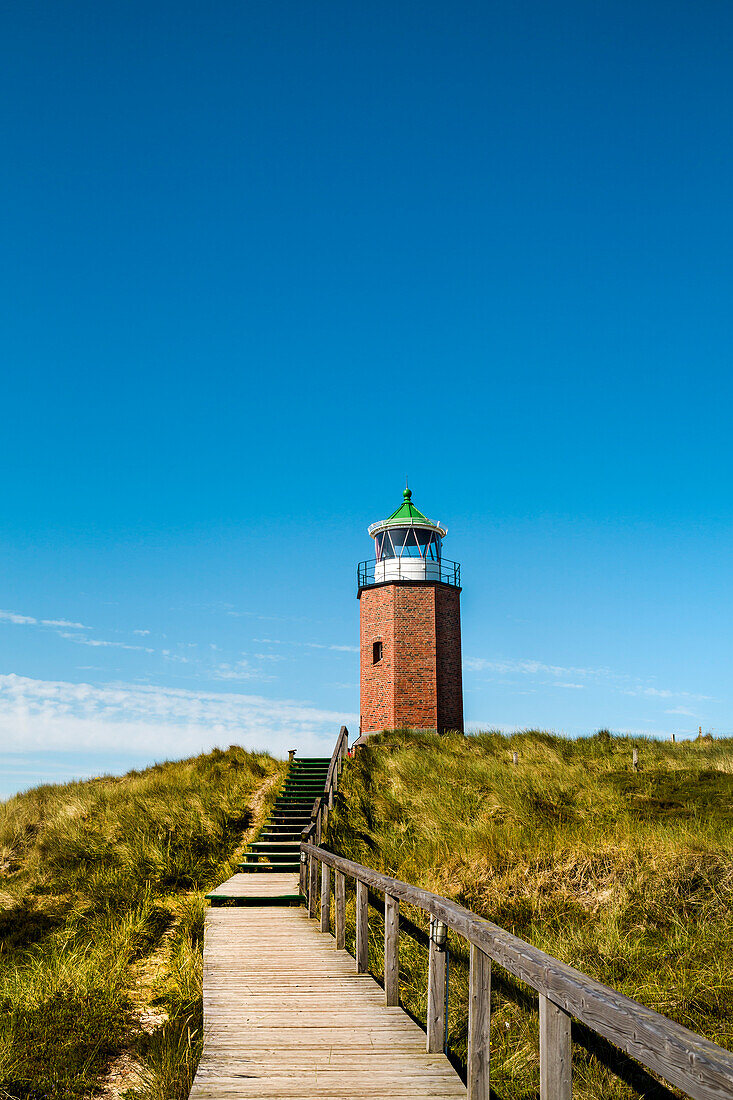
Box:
[402,528,423,557]
[385,527,409,557]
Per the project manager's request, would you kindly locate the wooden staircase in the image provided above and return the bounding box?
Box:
[237,757,330,875]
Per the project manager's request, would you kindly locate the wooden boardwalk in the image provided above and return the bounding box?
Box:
[189,873,465,1100]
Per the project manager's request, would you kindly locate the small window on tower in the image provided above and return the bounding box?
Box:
[372,640,383,664]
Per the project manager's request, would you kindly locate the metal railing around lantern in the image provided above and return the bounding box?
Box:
[357,556,461,590]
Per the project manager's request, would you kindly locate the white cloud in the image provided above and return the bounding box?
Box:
[0,673,355,758]
[254,639,358,654]
[466,656,711,704]
[133,629,151,636]
[465,657,609,679]
[41,619,88,629]
[0,609,37,625]
[624,686,711,702]
[57,632,153,653]
[665,706,696,717]
[0,609,89,629]
[213,659,273,682]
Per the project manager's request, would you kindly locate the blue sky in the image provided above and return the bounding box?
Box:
[3,1,733,797]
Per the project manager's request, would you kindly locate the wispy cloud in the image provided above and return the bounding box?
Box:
[0,673,355,758]
[465,657,609,679]
[41,619,87,629]
[254,638,358,654]
[57,632,152,653]
[466,655,711,706]
[213,659,274,682]
[0,609,38,625]
[0,608,88,630]
[665,706,696,717]
[623,686,711,702]
[133,629,151,636]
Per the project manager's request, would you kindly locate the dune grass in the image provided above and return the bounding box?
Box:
[0,746,283,1100]
[325,729,733,1099]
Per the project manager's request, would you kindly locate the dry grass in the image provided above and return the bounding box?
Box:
[325,729,733,1099]
[0,746,283,1100]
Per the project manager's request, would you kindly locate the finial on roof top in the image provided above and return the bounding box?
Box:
[403,481,412,502]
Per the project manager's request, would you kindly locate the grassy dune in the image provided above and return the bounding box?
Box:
[0,746,283,1100]
[325,729,733,1100]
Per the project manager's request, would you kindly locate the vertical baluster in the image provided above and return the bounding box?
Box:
[468,944,491,1099]
[320,863,330,933]
[539,994,571,1100]
[335,870,346,949]
[355,879,368,972]
[427,918,447,1053]
[384,893,399,1006]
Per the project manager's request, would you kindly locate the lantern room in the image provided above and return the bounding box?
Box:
[359,488,460,587]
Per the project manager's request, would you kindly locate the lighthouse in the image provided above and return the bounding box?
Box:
[357,487,464,740]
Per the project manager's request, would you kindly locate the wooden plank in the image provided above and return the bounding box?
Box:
[335,869,346,950]
[468,944,491,1100]
[540,993,571,1100]
[303,841,733,1100]
[426,930,446,1054]
[320,862,330,934]
[385,892,399,1006]
[206,872,301,902]
[356,878,369,973]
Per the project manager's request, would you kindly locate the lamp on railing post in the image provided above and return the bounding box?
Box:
[427,916,448,1054]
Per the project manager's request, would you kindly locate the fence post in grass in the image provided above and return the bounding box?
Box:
[427,917,448,1053]
[335,869,346,949]
[632,747,639,773]
[468,944,491,1099]
[308,854,318,919]
[320,862,330,933]
[539,994,571,1100]
[512,751,519,766]
[384,893,399,1006]
[356,878,369,973]
[671,732,676,743]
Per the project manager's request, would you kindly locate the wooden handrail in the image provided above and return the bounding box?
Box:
[301,841,733,1100]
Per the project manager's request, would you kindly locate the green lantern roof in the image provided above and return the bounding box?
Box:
[368,487,447,537]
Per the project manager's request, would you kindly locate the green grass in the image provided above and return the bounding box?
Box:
[0,746,283,1100]
[325,729,733,1100]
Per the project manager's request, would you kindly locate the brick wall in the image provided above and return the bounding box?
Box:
[358,582,463,736]
[435,584,464,732]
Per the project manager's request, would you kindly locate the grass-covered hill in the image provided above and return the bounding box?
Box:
[0,746,283,1100]
[326,729,733,1100]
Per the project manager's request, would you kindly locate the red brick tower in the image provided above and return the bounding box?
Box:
[357,487,463,740]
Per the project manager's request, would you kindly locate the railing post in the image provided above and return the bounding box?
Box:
[308,854,318,919]
[299,846,307,898]
[355,879,368,973]
[335,869,346,949]
[468,944,491,1099]
[384,893,399,1006]
[320,862,330,933]
[427,917,447,1053]
[539,994,571,1100]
